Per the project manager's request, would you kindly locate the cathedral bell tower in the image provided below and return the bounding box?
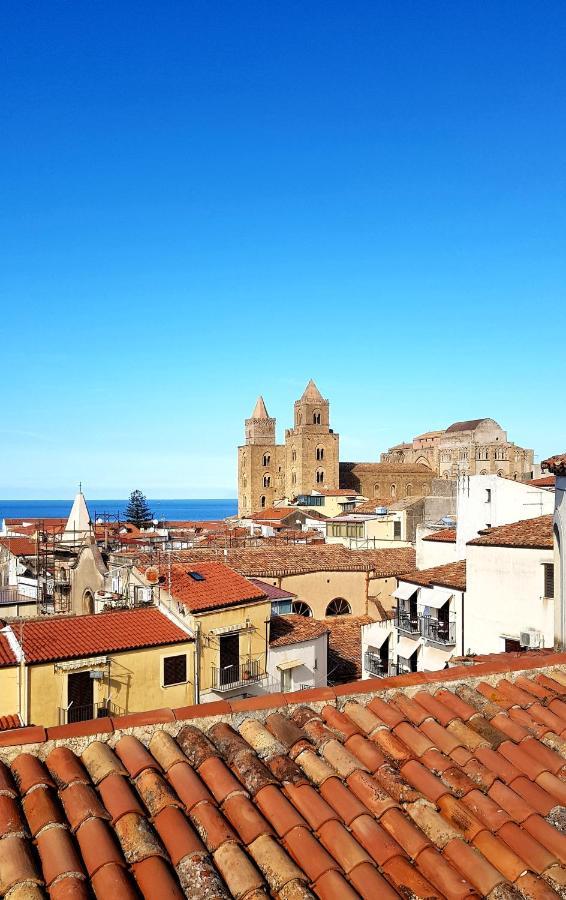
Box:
[285,379,339,496]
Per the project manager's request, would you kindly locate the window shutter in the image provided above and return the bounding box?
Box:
[544,564,554,598]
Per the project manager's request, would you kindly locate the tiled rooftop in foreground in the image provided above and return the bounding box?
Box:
[4,654,566,897]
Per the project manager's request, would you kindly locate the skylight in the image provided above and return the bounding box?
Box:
[188,571,205,581]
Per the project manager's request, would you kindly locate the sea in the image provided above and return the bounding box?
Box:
[0,499,238,522]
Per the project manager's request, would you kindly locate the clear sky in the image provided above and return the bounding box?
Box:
[1,1,564,499]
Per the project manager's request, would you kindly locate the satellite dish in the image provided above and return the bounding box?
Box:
[145,566,159,585]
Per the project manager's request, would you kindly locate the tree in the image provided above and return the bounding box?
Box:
[123,490,153,527]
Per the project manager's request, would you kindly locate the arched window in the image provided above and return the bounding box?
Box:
[243,476,247,488]
[316,469,324,484]
[260,495,266,507]
[293,601,312,617]
[316,446,324,461]
[291,471,296,485]
[297,412,302,425]
[263,474,271,488]
[292,448,297,462]
[479,470,487,475]
[326,598,351,616]
[373,483,380,498]
[243,495,247,509]
[406,484,412,497]
[390,484,397,498]
[262,453,270,466]
[313,411,321,425]
[83,590,94,615]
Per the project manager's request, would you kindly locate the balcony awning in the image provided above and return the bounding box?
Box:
[276,658,303,671]
[365,624,391,649]
[392,582,418,602]
[210,622,252,635]
[420,588,453,610]
[397,636,421,659]
[422,645,453,670]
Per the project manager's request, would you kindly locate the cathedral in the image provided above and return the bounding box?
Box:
[238,380,339,516]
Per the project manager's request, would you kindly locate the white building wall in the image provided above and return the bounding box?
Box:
[553,473,565,646]
[416,529,458,569]
[392,582,464,673]
[455,475,554,558]
[266,635,327,693]
[361,619,396,677]
[465,544,554,655]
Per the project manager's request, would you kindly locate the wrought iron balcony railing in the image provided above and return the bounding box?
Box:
[211,658,263,692]
[420,615,456,645]
[396,610,420,636]
[364,651,395,678]
[58,700,124,725]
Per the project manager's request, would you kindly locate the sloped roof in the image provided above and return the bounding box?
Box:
[269,614,329,647]
[134,546,416,578]
[326,615,373,684]
[401,560,467,592]
[543,453,566,475]
[468,515,553,550]
[0,608,192,666]
[446,419,490,433]
[422,528,457,544]
[0,537,37,557]
[153,561,268,613]
[527,475,556,488]
[251,507,296,522]
[249,579,296,601]
[5,654,566,896]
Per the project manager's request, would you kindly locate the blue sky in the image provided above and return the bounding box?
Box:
[1,1,564,499]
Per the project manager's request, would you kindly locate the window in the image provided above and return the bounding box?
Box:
[316,447,324,461]
[292,449,297,462]
[313,411,321,425]
[405,484,412,497]
[271,599,293,615]
[263,475,271,488]
[163,654,187,686]
[326,598,351,616]
[260,495,266,508]
[188,571,205,581]
[296,495,324,506]
[280,668,292,692]
[486,489,491,503]
[393,520,401,539]
[291,471,297,486]
[316,469,324,484]
[544,564,554,598]
[390,484,397,498]
[292,600,312,617]
[262,453,270,466]
[373,483,380,498]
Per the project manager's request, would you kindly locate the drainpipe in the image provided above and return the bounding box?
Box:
[194,623,201,705]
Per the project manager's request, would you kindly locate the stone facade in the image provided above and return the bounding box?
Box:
[381,417,534,480]
[238,381,339,517]
[339,462,434,502]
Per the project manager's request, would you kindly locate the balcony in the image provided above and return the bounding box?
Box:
[211,658,263,692]
[396,610,420,636]
[364,651,394,678]
[420,615,456,645]
[58,700,124,725]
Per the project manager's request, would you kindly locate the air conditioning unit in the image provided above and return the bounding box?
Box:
[520,629,543,649]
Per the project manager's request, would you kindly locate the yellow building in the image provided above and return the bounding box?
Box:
[123,559,273,703]
[0,607,194,728]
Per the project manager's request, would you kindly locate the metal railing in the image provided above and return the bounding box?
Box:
[364,651,394,678]
[58,700,124,725]
[396,610,420,635]
[0,587,35,605]
[211,658,263,691]
[420,615,456,645]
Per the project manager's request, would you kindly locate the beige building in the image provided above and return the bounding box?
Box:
[238,380,340,517]
[381,417,534,480]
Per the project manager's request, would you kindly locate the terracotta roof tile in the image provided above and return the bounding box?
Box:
[269,614,329,648]
[542,453,566,475]
[422,527,457,543]
[5,654,566,896]
[467,515,553,549]
[326,616,373,685]
[133,544,416,578]
[150,560,268,612]
[6,607,192,665]
[400,560,467,591]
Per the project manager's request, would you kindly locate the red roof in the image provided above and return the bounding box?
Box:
[251,507,297,521]
[0,631,16,666]
[468,515,553,550]
[249,578,296,601]
[401,560,467,591]
[152,561,268,613]
[0,714,21,731]
[542,453,566,475]
[528,475,555,488]
[422,527,457,543]
[0,537,37,557]
[1,608,192,666]
[3,653,566,896]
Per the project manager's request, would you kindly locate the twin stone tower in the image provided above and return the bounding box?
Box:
[238,379,339,517]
